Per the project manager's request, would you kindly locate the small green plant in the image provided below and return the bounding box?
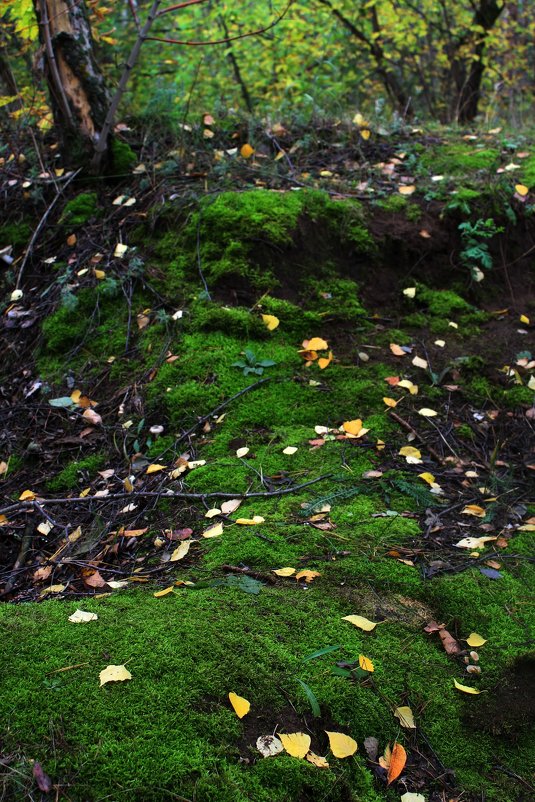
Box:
[231,348,276,376]
[458,218,503,280]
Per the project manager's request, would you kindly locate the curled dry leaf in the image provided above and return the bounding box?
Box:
[394,706,415,728]
[306,751,329,768]
[453,678,481,695]
[438,628,462,656]
[387,742,407,784]
[295,569,321,582]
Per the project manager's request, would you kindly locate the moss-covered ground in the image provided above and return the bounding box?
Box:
[1,140,534,802]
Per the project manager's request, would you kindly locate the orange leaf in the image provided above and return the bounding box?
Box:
[387,742,407,784]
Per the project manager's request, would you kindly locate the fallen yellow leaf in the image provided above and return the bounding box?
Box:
[19,489,36,501]
[387,742,407,784]
[383,397,398,407]
[318,350,333,369]
[228,692,250,718]
[99,664,132,686]
[394,705,415,728]
[515,184,529,197]
[412,355,428,369]
[466,632,487,647]
[279,732,311,759]
[283,446,298,455]
[343,419,363,435]
[202,523,223,538]
[306,337,329,351]
[403,287,416,298]
[272,567,296,577]
[153,586,175,597]
[306,751,329,768]
[461,504,486,517]
[236,447,249,458]
[235,516,264,525]
[358,654,374,672]
[261,314,279,331]
[398,185,416,195]
[240,143,254,158]
[418,472,435,485]
[170,539,192,560]
[146,463,166,474]
[390,343,406,356]
[454,678,481,695]
[295,570,321,582]
[325,731,358,758]
[418,408,437,417]
[68,609,98,623]
[399,446,422,464]
[342,614,378,631]
[519,314,530,324]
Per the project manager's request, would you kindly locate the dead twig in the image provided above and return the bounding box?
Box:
[388,410,445,464]
[220,565,277,584]
[0,473,332,517]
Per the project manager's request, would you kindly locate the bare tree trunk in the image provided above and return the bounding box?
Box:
[32,0,110,165]
[455,0,504,122]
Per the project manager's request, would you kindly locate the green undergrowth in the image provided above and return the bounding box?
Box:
[3,186,534,802]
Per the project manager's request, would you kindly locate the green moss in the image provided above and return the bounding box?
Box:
[377,194,422,221]
[520,154,535,189]
[46,454,106,491]
[60,192,99,227]
[419,143,500,176]
[148,190,375,300]
[110,138,137,174]
[0,220,31,250]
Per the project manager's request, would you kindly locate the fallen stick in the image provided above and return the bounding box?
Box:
[388,410,445,464]
[0,474,332,518]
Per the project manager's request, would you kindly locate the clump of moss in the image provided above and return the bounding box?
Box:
[109,139,137,174]
[419,143,500,176]
[520,154,535,189]
[377,194,422,222]
[60,192,99,227]
[148,190,375,300]
[46,454,106,491]
[188,301,268,339]
[0,220,31,250]
[403,284,487,334]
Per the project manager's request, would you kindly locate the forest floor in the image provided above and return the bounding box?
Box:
[0,121,534,802]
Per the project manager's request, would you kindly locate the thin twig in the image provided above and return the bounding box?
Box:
[16,168,82,288]
[388,410,445,464]
[0,474,332,517]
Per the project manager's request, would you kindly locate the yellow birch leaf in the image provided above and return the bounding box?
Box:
[398,185,416,195]
[360,128,371,140]
[99,664,132,686]
[114,243,128,258]
[40,584,66,597]
[153,586,175,597]
[146,463,166,474]
[390,343,406,356]
[466,632,487,647]
[205,508,221,518]
[66,233,77,246]
[306,752,330,768]
[235,516,264,525]
[515,184,529,197]
[283,446,298,455]
[295,570,321,582]
[343,419,363,435]
[454,678,481,695]
[399,446,422,464]
[455,536,496,549]
[240,143,254,158]
[527,376,535,391]
[418,408,437,417]
[383,397,398,407]
[94,269,106,280]
[342,614,378,631]
[236,447,249,458]
[221,499,242,514]
[170,539,192,560]
[394,705,416,728]
[325,731,358,758]
[318,351,333,369]
[261,314,279,331]
[228,691,250,718]
[403,287,416,298]
[68,609,98,623]
[272,567,296,576]
[306,337,329,351]
[434,339,446,347]
[359,654,374,672]
[279,732,311,759]
[202,523,223,538]
[418,472,435,485]
[461,504,486,517]
[37,521,52,536]
[519,314,530,324]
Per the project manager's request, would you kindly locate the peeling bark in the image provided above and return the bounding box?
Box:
[32,0,110,164]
